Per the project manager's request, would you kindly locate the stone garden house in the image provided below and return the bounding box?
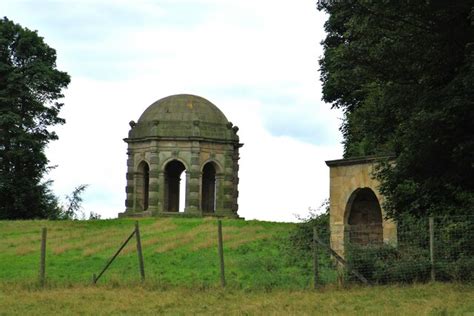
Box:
[120,94,242,218]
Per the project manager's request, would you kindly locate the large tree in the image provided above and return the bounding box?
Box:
[0,17,70,219]
[319,1,474,218]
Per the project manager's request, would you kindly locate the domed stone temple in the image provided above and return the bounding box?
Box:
[119,94,242,218]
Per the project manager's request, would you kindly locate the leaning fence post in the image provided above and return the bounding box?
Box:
[429,216,435,282]
[135,221,145,282]
[217,220,226,287]
[313,227,319,289]
[39,227,47,287]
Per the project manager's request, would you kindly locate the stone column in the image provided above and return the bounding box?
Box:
[134,168,147,212]
[148,171,159,215]
[231,146,240,214]
[147,154,160,214]
[185,149,201,214]
[158,171,166,213]
[124,150,134,213]
[218,151,235,216]
[185,172,201,214]
[215,173,224,212]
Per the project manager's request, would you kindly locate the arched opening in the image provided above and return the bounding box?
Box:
[164,160,186,212]
[202,162,217,213]
[346,188,383,245]
[136,161,149,211]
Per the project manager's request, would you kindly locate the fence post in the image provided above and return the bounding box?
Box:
[135,221,145,282]
[217,220,226,287]
[39,227,47,287]
[429,216,435,282]
[313,227,319,289]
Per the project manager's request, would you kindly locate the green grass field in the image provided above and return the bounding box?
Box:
[1,283,473,315]
[0,217,321,289]
[1,218,473,314]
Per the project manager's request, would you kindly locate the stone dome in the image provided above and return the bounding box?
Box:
[138,94,229,125]
[127,94,239,142]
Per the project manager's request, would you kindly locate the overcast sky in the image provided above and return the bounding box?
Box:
[1,0,343,222]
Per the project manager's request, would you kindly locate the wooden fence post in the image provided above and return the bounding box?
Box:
[429,216,435,282]
[217,220,226,287]
[313,227,319,289]
[135,221,145,282]
[39,227,47,287]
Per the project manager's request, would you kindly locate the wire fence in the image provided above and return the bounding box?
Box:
[1,215,473,288]
[341,215,474,284]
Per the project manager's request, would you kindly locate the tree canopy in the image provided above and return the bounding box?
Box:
[0,17,70,219]
[319,1,474,218]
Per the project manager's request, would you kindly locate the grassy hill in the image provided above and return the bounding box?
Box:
[1,218,474,314]
[0,217,321,289]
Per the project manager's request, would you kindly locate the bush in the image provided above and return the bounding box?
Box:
[346,215,474,284]
[346,243,431,284]
[288,201,330,255]
[283,201,338,284]
[287,205,474,285]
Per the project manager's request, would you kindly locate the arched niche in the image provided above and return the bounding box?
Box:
[345,187,383,245]
[164,160,187,212]
[136,161,149,211]
[201,161,218,213]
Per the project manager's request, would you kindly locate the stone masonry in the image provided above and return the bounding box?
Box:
[119,94,243,218]
[325,156,397,257]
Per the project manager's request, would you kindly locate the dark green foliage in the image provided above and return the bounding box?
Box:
[88,212,102,220]
[289,202,330,255]
[346,215,474,284]
[437,257,474,282]
[232,238,311,291]
[346,244,431,284]
[319,1,474,218]
[434,216,474,282]
[0,17,70,219]
[286,201,337,284]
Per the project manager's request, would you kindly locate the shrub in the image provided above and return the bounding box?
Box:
[346,215,474,284]
[283,201,337,284]
[288,200,330,255]
[346,243,431,284]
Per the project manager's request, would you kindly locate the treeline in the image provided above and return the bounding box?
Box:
[319,1,474,218]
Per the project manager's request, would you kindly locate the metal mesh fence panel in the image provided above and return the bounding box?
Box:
[342,215,474,284]
[433,215,474,282]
